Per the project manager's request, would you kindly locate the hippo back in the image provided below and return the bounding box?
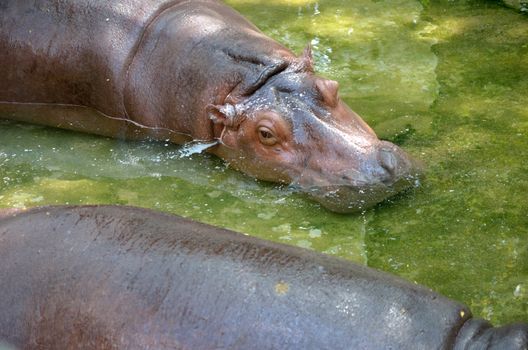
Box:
[0,0,173,115]
[0,0,294,140]
[0,206,472,349]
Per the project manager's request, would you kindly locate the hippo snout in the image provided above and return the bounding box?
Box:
[378,145,399,178]
[376,141,422,184]
[297,141,423,213]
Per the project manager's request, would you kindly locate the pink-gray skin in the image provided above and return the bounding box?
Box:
[0,0,422,213]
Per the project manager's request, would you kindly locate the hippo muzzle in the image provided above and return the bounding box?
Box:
[294,141,423,213]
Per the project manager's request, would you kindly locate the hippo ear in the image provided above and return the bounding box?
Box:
[315,79,339,108]
[207,103,235,125]
[206,103,243,128]
[291,44,314,73]
[300,44,314,72]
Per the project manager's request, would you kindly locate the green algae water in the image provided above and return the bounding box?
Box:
[0,0,526,325]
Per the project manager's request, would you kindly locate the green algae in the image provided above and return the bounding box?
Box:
[365,0,528,324]
[0,121,368,262]
[0,0,527,325]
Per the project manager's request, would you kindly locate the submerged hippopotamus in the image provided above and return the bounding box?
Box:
[0,0,421,212]
[0,206,526,349]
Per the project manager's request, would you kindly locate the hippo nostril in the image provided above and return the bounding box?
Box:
[378,148,398,176]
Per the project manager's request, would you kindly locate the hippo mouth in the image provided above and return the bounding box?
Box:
[284,138,425,213]
[292,164,423,213]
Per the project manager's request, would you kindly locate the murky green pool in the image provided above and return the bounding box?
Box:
[0,0,526,325]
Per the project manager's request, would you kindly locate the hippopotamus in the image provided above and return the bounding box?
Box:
[0,206,526,349]
[0,0,422,213]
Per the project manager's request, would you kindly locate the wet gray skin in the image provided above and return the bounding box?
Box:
[215,65,423,213]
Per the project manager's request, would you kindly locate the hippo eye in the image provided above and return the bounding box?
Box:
[258,126,278,146]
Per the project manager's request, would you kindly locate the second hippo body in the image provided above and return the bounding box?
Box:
[0,206,526,349]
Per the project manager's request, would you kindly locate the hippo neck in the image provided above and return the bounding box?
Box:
[123,0,296,143]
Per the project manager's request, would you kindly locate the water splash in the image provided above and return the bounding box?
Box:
[178,141,219,158]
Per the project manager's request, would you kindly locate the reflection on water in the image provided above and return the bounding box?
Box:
[0,0,527,325]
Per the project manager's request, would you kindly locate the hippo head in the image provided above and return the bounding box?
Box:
[207,48,422,213]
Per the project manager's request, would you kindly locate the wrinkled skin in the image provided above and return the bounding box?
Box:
[0,206,526,349]
[0,0,422,212]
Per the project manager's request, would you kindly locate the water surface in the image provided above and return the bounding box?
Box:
[0,0,526,324]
